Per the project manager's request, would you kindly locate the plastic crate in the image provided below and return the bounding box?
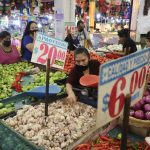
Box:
[0,121,43,150]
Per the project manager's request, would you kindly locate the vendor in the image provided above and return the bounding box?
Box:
[21,21,38,61]
[0,31,20,64]
[117,29,137,55]
[66,47,100,104]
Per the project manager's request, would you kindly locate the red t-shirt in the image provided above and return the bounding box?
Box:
[0,45,20,64]
[67,60,100,86]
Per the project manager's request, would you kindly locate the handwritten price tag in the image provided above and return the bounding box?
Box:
[97,48,150,127]
[31,33,68,70]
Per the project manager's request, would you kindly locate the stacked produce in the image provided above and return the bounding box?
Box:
[5,101,96,150]
[74,135,149,150]
[0,62,34,99]
[22,71,67,93]
[64,51,110,73]
[130,91,150,120]
[0,102,15,117]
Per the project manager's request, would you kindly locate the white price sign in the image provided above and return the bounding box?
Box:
[31,33,68,70]
[97,48,150,127]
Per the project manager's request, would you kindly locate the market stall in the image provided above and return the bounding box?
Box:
[0,31,150,150]
[0,1,150,150]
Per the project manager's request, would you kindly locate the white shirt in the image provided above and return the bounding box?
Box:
[77,28,90,46]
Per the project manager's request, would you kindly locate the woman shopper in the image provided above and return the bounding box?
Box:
[0,31,20,64]
[21,21,38,61]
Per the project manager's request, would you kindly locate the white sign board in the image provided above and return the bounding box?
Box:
[31,32,68,70]
[97,48,150,127]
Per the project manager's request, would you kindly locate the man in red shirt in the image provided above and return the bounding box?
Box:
[66,47,100,104]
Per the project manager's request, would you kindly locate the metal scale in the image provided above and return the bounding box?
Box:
[73,87,98,108]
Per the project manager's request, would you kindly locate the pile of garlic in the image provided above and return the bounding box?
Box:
[5,100,96,150]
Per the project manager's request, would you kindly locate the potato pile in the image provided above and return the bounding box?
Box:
[5,100,96,150]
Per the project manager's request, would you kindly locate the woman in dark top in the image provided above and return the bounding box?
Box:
[117,29,137,55]
[66,47,100,104]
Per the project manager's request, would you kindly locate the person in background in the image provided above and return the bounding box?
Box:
[0,31,20,64]
[66,47,100,104]
[21,21,38,61]
[146,31,150,47]
[77,20,93,49]
[64,29,78,51]
[95,28,100,33]
[117,28,137,55]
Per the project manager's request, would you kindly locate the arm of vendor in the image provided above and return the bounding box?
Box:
[66,47,100,104]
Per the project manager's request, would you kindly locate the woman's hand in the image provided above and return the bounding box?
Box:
[67,92,77,105]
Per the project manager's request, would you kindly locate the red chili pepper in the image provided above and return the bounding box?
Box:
[75,144,91,150]
[100,136,112,142]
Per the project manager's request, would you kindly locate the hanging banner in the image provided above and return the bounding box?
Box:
[31,32,68,70]
[97,48,150,127]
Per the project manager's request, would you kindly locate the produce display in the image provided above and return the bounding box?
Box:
[96,44,122,52]
[0,102,15,117]
[22,71,67,93]
[0,121,41,150]
[74,135,149,150]
[64,51,110,73]
[130,91,150,120]
[0,62,34,100]
[0,61,67,100]
[5,100,96,150]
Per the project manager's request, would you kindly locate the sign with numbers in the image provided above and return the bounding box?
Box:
[31,32,68,70]
[97,48,150,127]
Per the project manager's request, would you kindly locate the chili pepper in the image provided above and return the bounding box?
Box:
[75,143,91,150]
[100,136,112,142]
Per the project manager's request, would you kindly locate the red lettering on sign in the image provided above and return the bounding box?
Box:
[37,43,49,64]
[109,77,126,118]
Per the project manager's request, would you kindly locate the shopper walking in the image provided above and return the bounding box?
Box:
[21,21,38,61]
[0,31,20,64]
[77,20,93,49]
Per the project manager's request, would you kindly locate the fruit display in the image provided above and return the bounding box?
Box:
[5,100,96,150]
[130,91,150,120]
[22,71,67,93]
[74,135,149,150]
[0,102,15,117]
[64,51,110,73]
[0,62,34,100]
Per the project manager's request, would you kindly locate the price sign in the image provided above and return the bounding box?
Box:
[31,33,68,70]
[97,48,150,127]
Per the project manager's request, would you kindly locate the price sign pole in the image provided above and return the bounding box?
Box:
[45,58,50,116]
[120,94,131,150]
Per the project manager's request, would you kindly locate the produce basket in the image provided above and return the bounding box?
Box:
[129,116,150,128]
[0,121,43,150]
[119,116,150,137]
